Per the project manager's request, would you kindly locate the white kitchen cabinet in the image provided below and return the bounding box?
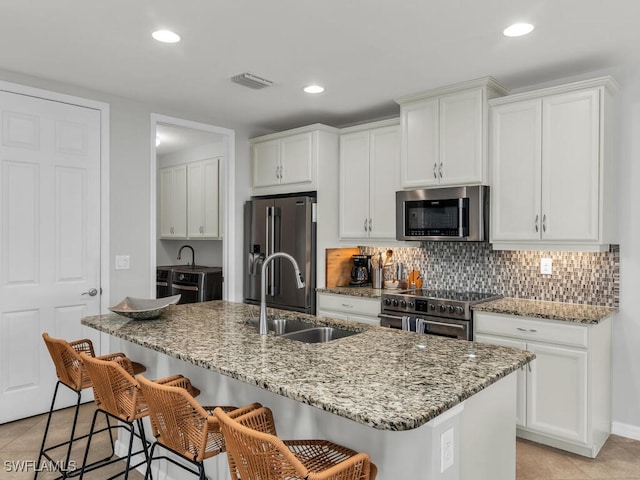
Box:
[339,120,399,240]
[159,164,187,239]
[474,311,612,458]
[250,125,339,196]
[317,292,381,326]
[490,76,618,251]
[187,157,221,239]
[396,77,507,188]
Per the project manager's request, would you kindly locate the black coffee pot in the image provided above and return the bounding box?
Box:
[350,255,371,286]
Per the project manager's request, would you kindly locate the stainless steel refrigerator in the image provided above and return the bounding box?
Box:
[243,195,316,314]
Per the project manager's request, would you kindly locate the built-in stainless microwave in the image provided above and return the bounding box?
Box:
[396,186,489,241]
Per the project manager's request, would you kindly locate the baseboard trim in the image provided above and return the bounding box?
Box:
[612,421,640,441]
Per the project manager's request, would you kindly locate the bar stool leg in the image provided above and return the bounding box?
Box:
[34,381,64,480]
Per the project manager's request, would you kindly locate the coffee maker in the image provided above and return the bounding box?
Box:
[350,255,371,286]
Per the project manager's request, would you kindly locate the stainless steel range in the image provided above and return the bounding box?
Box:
[379,289,501,340]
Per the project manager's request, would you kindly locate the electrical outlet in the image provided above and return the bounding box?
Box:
[540,258,553,275]
[115,255,130,270]
[441,427,454,472]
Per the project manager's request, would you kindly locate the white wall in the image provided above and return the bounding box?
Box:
[608,64,640,438]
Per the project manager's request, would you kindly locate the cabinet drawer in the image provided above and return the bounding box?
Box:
[475,312,588,348]
[317,293,381,316]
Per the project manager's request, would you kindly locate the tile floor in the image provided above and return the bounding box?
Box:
[1,402,639,479]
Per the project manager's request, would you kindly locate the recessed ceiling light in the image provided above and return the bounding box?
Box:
[503,22,535,37]
[152,30,181,43]
[304,85,325,94]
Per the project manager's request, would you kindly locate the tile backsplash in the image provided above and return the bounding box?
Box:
[360,243,619,307]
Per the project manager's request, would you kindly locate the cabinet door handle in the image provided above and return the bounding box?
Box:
[433,162,438,179]
[534,214,539,233]
[364,218,368,232]
[439,162,443,178]
[368,218,372,232]
[542,214,547,233]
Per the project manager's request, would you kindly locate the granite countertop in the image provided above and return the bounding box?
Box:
[82,301,533,431]
[316,286,384,299]
[473,297,616,325]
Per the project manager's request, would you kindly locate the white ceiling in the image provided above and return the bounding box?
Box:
[1,1,638,137]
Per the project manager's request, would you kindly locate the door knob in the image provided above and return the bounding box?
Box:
[82,288,98,297]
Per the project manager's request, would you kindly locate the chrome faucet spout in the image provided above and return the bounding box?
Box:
[259,252,305,335]
[177,245,195,268]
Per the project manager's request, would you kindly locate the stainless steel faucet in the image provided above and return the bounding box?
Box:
[259,252,305,335]
[177,245,195,268]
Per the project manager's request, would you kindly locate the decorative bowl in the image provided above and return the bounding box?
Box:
[384,280,399,290]
[108,295,181,320]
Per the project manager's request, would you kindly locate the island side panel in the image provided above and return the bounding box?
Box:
[108,335,517,480]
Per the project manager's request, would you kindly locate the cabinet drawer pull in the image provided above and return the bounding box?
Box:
[516,327,538,333]
[341,303,353,308]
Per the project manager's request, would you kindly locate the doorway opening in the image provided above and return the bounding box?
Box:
[150,114,235,301]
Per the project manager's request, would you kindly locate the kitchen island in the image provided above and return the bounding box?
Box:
[82,301,534,480]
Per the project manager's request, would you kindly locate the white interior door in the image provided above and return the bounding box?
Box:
[0,90,102,423]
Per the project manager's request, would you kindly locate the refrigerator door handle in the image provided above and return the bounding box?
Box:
[266,206,279,297]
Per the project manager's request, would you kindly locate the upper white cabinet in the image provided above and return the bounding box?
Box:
[339,119,400,240]
[395,77,508,188]
[490,77,618,251]
[159,164,187,239]
[187,158,221,239]
[159,158,221,241]
[250,124,339,196]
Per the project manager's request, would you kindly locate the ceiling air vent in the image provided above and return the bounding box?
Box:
[231,73,274,90]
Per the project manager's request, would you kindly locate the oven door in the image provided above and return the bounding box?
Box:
[379,313,471,341]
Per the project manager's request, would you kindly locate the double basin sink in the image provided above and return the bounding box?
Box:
[250,317,358,343]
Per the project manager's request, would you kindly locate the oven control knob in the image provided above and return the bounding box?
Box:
[400,300,407,308]
[455,306,465,315]
[392,299,399,307]
[384,298,391,306]
[429,304,436,311]
[408,301,415,308]
[438,304,446,312]
[448,305,455,314]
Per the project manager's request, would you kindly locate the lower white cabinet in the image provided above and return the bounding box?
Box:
[317,292,381,326]
[474,312,611,458]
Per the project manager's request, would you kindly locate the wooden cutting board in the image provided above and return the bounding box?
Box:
[407,269,423,288]
[325,247,360,287]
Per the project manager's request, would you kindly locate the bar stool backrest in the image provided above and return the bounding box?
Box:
[138,374,222,462]
[80,352,145,422]
[42,333,94,391]
[215,406,307,479]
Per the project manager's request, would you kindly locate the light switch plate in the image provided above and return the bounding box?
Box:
[115,255,130,270]
[541,258,553,275]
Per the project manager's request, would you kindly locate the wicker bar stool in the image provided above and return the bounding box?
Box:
[137,374,260,480]
[36,333,146,480]
[215,405,377,480]
[78,353,199,480]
